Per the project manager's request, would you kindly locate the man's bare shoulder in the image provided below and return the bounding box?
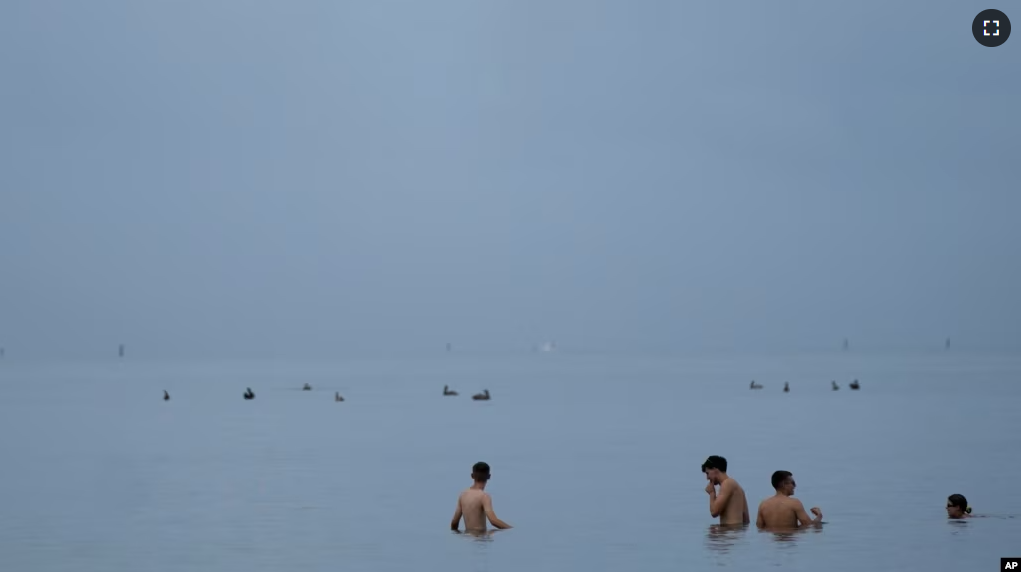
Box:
[460,488,489,501]
[722,479,743,492]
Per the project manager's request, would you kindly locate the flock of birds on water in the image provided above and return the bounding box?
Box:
[160,384,492,402]
[750,379,861,392]
[158,381,862,402]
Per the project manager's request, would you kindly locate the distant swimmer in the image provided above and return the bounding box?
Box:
[783,382,789,393]
[849,379,860,390]
[443,385,458,396]
[302,383,312,391]
[701,456,750,525]
[243,388,255,400]
[335,392,344,402]
[831,381,839,391]
[450,462,512,533]
[472,390,490,401]
[946,494,972,519]
[163,390,170,401]
[755,471,822,529]
[750,381,763,389]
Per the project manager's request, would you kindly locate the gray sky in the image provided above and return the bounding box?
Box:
[1,1,1018,359]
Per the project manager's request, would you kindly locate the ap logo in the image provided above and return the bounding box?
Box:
[1004,558,1020,570]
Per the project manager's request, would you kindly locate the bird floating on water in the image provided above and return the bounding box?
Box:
[472,389,491,401]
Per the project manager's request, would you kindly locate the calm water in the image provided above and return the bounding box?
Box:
[1,351,1019,571]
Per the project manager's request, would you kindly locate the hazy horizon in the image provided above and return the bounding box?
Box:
[2,1,1018,361]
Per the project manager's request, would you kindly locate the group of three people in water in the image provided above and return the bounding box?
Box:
[449,455,974,533]
[698,455,974,526]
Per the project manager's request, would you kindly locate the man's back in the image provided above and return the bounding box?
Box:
[450,462,512,533]
[456,488,491,532]
[720,480,750,525]
[756,496,805,528]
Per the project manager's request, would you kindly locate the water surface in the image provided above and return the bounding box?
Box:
[0,351,1018,571]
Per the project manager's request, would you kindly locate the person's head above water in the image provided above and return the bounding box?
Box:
[472,462,491,483]
[701,456,728,484]
[946,494,972,519]
[771,470,796,496]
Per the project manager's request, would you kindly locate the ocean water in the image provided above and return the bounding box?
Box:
[0,351,1019,571]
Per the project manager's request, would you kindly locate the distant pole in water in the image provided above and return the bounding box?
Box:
[0,347,4,358]
[843,338,849,351]
[446,342,452,352]
[118,344,125,358]
[945,337,950,350]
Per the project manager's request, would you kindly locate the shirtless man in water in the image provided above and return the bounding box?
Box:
[702,455,750,525]
[755,470,823,529]
[450,462,513,533]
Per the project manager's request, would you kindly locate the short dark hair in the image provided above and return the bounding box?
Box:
[771,470,793,489]
[472,461,491,480]
[701,455,727,472]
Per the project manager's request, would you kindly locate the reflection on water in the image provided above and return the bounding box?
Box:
[757,525,823,548]
[456,529,498,542]
[704,524,748,554]
[946,518,974,537]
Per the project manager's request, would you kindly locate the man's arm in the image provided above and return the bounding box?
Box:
[755,504,765,528]
[792,499,822,527]
[482,493,512,529]
[450,497,463,531]
[743,503,750,525]
[709,480,735,518]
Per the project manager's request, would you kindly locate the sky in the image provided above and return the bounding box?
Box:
[0,1,1018,359]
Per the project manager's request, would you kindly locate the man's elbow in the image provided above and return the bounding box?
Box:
[710,510,721,518]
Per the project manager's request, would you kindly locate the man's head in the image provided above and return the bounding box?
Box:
[771,470,795,496]
[701,456,727,484]
[472,462,491,483]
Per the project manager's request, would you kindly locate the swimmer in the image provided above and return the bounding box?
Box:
[701,455,750,525]
[450,462,512,533]
[946,494,972,519]
[755,471,822,529]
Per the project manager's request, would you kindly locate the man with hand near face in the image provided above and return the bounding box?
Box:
[702,455,750,525]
